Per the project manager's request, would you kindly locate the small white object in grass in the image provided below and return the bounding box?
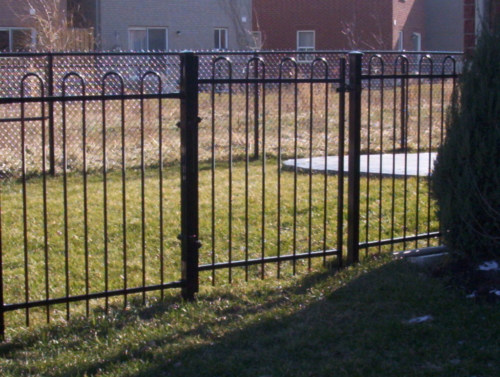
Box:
[490,290,500,296]
[478,261,499,271]
[406,315,433,324]
[466,292,476,298]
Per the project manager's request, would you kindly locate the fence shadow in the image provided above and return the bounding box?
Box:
[0,259,480,376]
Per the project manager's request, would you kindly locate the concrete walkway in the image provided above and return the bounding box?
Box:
[283,153,437,177]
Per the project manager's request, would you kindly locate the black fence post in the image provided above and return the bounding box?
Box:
[47,54,56,176]
[253,52,260,159]
[347,51,363,265]
[179,52,200,300]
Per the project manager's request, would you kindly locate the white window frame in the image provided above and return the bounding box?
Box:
[214,28,228,50]
[0,28,35,52]
[297,30,315,63]
[249,31,262,51]
[412,32,421,51]
[128,27,168,51]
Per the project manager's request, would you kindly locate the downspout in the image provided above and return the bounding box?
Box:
[95,0,101,50]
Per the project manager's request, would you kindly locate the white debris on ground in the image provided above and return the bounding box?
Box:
[465,261,500,298]
[406,315,433,324]
[466,290,500,299]
[478,261,499,271]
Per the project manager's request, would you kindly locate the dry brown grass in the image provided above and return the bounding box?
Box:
[0,78,454,177]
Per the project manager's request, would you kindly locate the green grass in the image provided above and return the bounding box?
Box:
[0,255,499,376]
[0,159,438,331]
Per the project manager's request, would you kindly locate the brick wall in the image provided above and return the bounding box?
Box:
[464,0,476,54]
[464,0,500,54]
[393,0,426,51]
[253,0,394,51]
[253,0,427,51]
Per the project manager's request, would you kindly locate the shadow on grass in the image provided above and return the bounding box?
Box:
[1,260,500,377]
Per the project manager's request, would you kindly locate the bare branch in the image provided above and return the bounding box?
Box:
[10,0,94,52]
[218,0,253,50]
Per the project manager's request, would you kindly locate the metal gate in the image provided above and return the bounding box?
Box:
[189,53,348,288]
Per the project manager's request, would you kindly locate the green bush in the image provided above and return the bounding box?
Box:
[432,25,500,262]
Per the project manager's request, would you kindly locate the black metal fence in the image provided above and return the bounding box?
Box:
[0,50,460,337]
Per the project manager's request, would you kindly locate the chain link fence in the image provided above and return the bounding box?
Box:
[0,51,462,177]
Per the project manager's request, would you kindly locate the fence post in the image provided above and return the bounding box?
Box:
[347,51,363,265]
[47,54,56,176]
[179,52,200,300]
[253,53,260,159]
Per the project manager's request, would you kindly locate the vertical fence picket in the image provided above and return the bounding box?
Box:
[48,54,56,176]
[336,58,347,268]
[347,52,363,265]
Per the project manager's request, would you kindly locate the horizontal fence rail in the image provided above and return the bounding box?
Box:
[0,50,462,338]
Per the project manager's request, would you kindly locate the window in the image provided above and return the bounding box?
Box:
[412,32,421,51]
[214,28,228,50]
[249,31,262,50]
[297,30,315,62]
[129,28,168,51]
[0,28,34,52]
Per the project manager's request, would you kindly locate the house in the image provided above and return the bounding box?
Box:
[252,0,463,53]
[1,0,253,52]
[0,0,95,52]
[0,0,39,51]
[252,0,426,52]
[464,0,500,53]
[425,0,463,52]
[70,0,253,51]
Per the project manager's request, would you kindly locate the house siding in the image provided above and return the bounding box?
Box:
[98,0,252,51]
[464,0,476,53]
[253,0,426,51]
[1,0,69,28]
[0,1,28,27]
[393,0,426,51]
[425,0,463,51]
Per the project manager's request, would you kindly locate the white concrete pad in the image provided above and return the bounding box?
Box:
[283,153,437,177]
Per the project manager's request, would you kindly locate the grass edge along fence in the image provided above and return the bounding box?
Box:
[0,50,461,338]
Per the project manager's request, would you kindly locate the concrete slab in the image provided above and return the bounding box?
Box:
[283,153,437,177]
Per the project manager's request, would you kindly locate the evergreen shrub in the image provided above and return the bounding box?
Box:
[432,25,500,262]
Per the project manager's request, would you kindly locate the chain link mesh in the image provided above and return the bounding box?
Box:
[0,51,462,177]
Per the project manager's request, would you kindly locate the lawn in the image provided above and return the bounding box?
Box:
[0,64,457,375]
[0,158,438,333]
[0,254,499,376]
